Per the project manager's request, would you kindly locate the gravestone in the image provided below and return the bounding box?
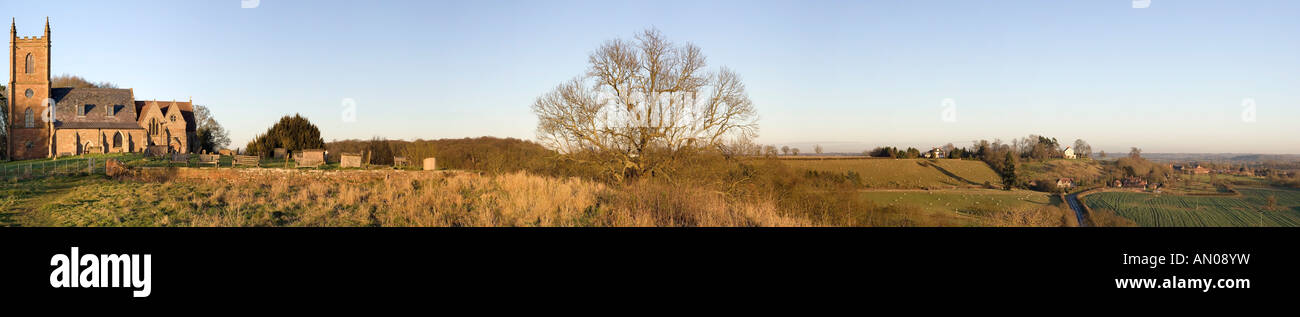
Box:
[296,149,326,168]
[145,145,169,158]
[423,158,437,171]
[198,154,221,167]
[340,153,363,168]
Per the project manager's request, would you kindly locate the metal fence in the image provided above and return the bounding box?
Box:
[1,157,110,181]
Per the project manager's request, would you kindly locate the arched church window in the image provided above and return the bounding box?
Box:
[113,132,124,148]
[25,53,34,74]
[25,108,35,128]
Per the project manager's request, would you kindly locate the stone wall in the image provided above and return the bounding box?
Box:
[53,129,146,155]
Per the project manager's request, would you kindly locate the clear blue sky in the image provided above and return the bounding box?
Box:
[6,0,1298,153]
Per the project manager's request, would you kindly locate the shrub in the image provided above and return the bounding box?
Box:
[245,114,325,158]
[1087,208,1138,227]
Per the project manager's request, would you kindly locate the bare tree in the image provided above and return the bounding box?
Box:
[532,28,759,181]
[51,74,117,89]
[192,105,231,153]
[814,144,824,155]
[781,145,790,156]
[721,136,761,157]
[1129,147,1142,159]
[791,148,800,156]
[1073,139,1092,159]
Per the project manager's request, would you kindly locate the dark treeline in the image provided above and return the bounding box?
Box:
[865,146,921,158]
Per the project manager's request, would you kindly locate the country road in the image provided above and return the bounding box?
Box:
[1065,192,1088,227]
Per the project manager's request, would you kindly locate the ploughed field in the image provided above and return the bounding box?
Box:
[1083,188,1300,227]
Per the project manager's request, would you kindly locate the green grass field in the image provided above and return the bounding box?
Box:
[860,189,1051,214]
[1083,188,1300,227]
[857,189,1073,227]
[783,158,1001,189]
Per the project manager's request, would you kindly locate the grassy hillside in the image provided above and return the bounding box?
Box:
[782,158,1001,189]
[1083,188,1300,227]
[1019,159,1103,186]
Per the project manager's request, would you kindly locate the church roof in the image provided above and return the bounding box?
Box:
[50,88,142,129]
[56,121,145,130]
[135,100,197,132]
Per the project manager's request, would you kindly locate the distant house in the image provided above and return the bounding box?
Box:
[1056,178,1074,188]
[1173,164,1209,174]
[925,148,945,159]
[1063,147,1076,159]
[1121,177,1148,188]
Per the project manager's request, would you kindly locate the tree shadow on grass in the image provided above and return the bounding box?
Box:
[917,160,982,186]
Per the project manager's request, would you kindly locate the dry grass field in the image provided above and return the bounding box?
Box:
[781,158,1002,189]
[1,169,807,227]
[0,154,1080,227]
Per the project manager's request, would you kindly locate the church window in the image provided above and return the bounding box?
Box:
[25,108,35,128]
[25,53,34,74]
[25,89,34,98]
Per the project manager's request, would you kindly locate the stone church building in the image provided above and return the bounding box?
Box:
[7,18,196,160]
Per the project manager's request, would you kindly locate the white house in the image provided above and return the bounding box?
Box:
[1063,146,1077,159]
[926,148,945,159]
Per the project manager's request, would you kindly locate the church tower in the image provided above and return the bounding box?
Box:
[8,17,53,160]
